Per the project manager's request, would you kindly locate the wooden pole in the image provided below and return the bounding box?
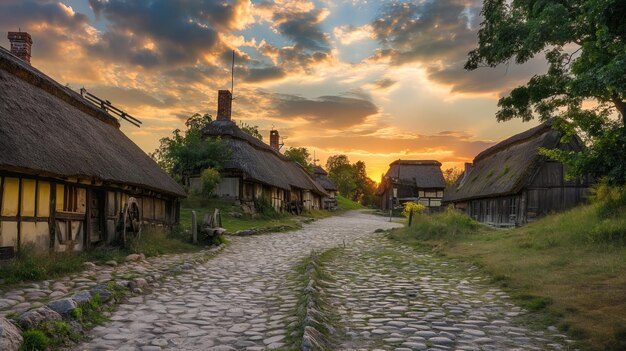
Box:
[408,208,413,227]
[191,210,197,244]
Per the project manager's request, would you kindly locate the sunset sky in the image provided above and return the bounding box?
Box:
[0,0,546,181]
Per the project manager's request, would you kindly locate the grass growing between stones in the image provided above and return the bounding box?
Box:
[283,248,343,351]
[20,285,128,351]
[388,192,626,351]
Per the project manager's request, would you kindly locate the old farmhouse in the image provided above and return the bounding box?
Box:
[443,122,591,226]
[377,160,446,212]
[202,90,328,214]
[0,33,185,257]
[312,165,338,210]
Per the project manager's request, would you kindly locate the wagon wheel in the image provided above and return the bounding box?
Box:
[122,197,142,247]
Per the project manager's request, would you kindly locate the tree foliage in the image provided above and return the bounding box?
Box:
[200,168,221,196]
[466,0,626,184]
[238,121,263,140]
[326,155,378,206]
[443,167,463,186]
[151,113,230,184]
[284,147,314,173]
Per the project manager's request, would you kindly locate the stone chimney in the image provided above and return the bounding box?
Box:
[216,90,232,121]
[7,31,32,65]
[270,130,280,151]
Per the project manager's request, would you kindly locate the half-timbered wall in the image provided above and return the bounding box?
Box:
[0,174,180,256]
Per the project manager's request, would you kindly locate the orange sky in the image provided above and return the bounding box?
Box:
[0,0,544,182]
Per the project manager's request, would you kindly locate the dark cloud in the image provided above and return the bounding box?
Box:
[370,0,546,93]
[0,0,91,60]
[374,78,397,89]
[272,93,378,128]
[274,10,330,51]
[86,0,254,68]
[243,66,286,83]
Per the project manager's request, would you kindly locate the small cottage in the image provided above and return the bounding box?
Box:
[312,165,338,210]
[0,34,185,257]
[202,90,327,213]
[377,160,445,211]
[443,122,591,226]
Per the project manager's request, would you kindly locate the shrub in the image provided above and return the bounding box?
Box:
[254,196,280,219]
[21,330,49,351]
[200,168,221,196]
[402,202,426,218]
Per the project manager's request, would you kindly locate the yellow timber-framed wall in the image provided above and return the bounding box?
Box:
[0,172,179,256]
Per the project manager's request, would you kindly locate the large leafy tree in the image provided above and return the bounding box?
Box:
[326,155,377,205]
[466,0,626,184]
[151,113,229,183]
[284,147,314,173]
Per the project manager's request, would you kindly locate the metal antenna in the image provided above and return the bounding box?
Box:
[231,50,235,97]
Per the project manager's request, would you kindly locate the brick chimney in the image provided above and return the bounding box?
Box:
[270,130,280,151]
[216,90,232,121]
[7,31,32,65]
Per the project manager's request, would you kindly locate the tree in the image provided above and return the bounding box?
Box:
[443,167,463,186]
[466,0,626,184]
[238,121,263,140]
[325,155,378,206]
[151,113,230,184]
[284,147,314,173]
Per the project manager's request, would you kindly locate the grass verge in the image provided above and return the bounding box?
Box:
[0,226,203,288]
[388,198,626,351]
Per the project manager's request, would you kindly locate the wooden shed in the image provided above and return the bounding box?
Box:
[376,160,445,211]
[0,45,185,257]
[443,122,591,226]
[202,91,327,214]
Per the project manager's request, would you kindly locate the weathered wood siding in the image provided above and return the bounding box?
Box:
[0,173,180,255]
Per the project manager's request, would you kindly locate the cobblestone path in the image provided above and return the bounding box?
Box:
[324,235,570,351]
[73,212,401,351]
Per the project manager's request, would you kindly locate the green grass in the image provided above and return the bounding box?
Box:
[180,196,341,234]
[336,195,363,211]
[0,227,202,288]
[388,195,626,351]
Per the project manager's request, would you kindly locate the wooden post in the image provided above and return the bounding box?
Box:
[408,208,414,227]
[191,210,197,244]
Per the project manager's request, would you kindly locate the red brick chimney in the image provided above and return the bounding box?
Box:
[216,90,232,121]
[7,31,32,65]
[270,130,280,151]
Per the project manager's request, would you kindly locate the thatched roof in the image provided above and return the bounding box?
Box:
[443,122,563,202]
[376,160,445,195]
[0,47,185,197]
[312,165,337,191]
[203,120,327,196]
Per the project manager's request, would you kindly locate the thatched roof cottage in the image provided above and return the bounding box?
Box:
[443,122,591,226]
[0,34,184,257]
[377,160,445,211]
[312,165,338,210]
[202,91,327,213]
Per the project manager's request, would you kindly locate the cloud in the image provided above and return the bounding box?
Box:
[88,86,179,108]
[373,78,397,89]
[272,93,378,128]
[243,66,286,83]
[369,0,545,94]
[333,24,374,45]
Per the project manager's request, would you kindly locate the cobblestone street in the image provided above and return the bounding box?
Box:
[73,212,401,351]
[323,235,570,350]
[64,211,571,351]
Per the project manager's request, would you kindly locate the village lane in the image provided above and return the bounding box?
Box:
[325,235,570,351]
[73,212,402,351]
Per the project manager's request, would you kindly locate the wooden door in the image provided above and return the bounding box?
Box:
[89,190,105,244]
